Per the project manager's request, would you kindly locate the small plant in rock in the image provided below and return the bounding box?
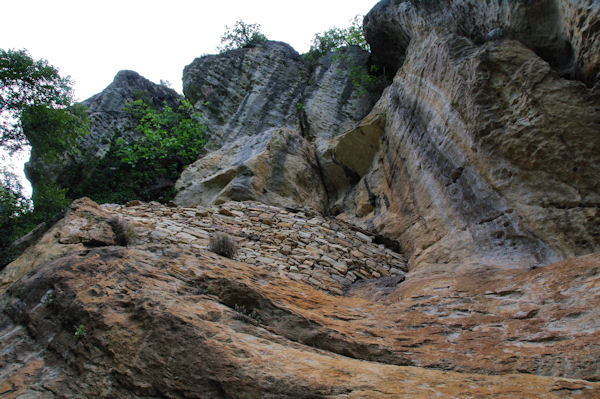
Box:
[74,324,87,341]
[234,304,262,326]
[107,216,135,246]
[209,233,237,259]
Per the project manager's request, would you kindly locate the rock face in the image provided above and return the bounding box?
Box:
[174,1,600,270]
[6,1,600,397]
[183,41,309,147]
[329,0,600,269]
[174,41,381,210]
[2,198,600,398]
[175,127,328,212]
[25,70,180,196]
[80,70,180,156]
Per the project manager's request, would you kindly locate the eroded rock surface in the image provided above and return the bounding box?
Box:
[331,0,600,269]
[1,198,599,398]
[175,127,328,212]
[175,41,381,210]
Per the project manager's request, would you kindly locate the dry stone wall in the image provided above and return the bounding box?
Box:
[110,200,407,295]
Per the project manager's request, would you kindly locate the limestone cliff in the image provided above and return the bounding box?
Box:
[4,0,600,397]
[338,0,600,269]
[175,41,382,211]
[174,0,600,270]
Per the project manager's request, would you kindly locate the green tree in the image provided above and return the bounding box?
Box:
[218,20,268,53]
[117,98,206,171]
[0,49,74,153]
[303,16,369,64]
[0,170,31,266]
[21,103,89,164]
[65,97,207,205]
[0,167,70,267]
[0,49,84,265]
[303,16,382,94]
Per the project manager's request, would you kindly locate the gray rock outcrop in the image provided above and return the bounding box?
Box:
[174,41,382,210]
[175,127,328,212]
[25,70,180,194]
[80,70,180,158]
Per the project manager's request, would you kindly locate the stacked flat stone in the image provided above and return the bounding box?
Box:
[108,200,407,295]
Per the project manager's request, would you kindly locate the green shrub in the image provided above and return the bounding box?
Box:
[303,16,383,94]
[65,97,206,205]
[117,98,206,170]
[218,20,268,53]
[74,324,87,340]
[303,16,369,64]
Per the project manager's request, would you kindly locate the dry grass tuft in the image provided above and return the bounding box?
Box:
[209,233,237,258]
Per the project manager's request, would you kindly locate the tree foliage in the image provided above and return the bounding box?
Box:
[302,16,383,94]
[0,49,84,266]
[218,20,268,53]
[303,16,369,64]
[0,49,75,152]
[0,170,30,266]
[117,98,206,170]
[21,103,89,163]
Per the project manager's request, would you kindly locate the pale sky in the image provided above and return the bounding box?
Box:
[1,0,379,195]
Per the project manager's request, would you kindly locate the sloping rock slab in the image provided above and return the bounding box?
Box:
[1,199,599,397]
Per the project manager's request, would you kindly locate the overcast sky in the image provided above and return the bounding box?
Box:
[2,0,378,101]
[1,0,379,194]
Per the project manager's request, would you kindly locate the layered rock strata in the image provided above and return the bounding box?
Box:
[328,0,600,269]
[175,0,600,270]
[2,198,407,297]
[1,198,599,397]
[175,41,381,210]
[175,127,328,212]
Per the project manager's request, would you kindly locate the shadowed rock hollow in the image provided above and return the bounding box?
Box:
[2,0,600,397]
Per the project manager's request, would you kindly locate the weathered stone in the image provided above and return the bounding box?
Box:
[174,127,328,212]
[1,202,599,397]
[335,0,600,269]
[25,70,181,198]
[175,40,384,213]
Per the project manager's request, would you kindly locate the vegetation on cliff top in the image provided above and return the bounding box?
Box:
[303,16,383,94]
[218,20,268,53]
[303,16,369,64]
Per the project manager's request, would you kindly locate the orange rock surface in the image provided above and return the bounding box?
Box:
[1,199,598,398]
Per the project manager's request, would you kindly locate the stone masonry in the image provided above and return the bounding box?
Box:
[108,200,408,296]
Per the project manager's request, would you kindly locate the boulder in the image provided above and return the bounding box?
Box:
[175,127,328,212]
